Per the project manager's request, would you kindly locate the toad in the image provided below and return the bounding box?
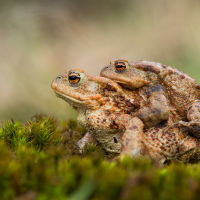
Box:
[51,69,199,164]
[101,59,200,137]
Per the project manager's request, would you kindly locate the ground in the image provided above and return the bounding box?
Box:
[1,114,200,200]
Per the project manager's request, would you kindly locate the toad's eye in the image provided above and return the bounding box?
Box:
[68,72,81,84]
[115,62,126,72]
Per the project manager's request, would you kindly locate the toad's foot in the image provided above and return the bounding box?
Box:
[166,121,200,138]
[77,132,98,153]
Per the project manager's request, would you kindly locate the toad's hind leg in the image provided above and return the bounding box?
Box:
[120,117,144,157]
[167,101,200,138]
[187,100,200,122]
[186,100,200,136]
[177,136,200,163]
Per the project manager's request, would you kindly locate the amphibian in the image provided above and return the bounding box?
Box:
[51,69,199,164]
[101,59,200,137]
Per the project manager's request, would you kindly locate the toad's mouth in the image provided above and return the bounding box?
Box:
[54,90,86,104]
[114,80,134,89]
[115,80,129,85]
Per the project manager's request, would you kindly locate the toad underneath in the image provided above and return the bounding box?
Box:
[101,59,200,137]
[51,69,199,164]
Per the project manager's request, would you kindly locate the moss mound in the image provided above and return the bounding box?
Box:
[1,115,200,200]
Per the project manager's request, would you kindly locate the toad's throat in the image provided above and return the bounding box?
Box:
[54,90,86,104]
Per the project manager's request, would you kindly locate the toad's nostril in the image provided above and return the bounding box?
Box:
[56,76,62,81]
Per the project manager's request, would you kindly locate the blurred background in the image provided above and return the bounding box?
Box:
[1,0,200,123]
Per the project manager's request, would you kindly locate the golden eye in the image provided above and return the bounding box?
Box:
[115,61,126,72]
[68,72,81,84]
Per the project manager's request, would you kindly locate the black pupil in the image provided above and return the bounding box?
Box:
[116,63,125,68]
[69,75,78,80]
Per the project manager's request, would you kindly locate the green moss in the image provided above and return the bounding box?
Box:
[1,115,200,199]
[0,115,60,151]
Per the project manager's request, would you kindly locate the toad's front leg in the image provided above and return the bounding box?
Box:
[77,132,98,153]
[116,116,144,157]
[132,84,170,128]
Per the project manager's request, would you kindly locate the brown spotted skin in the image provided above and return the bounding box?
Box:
[51,69,144,153]
[101,59,200,137]
[142,127,192,163]
[52,69,199,163]
[120,111,199,163]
